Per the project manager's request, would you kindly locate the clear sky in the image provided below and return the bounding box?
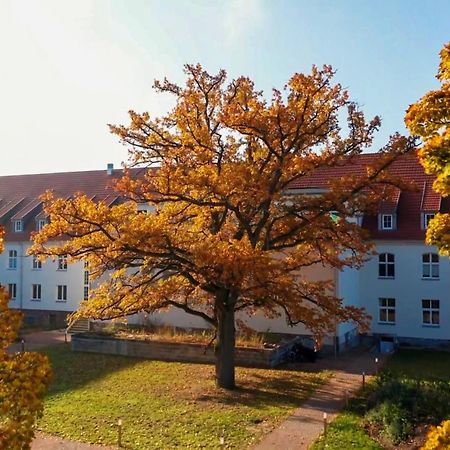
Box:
[0,0,448,175]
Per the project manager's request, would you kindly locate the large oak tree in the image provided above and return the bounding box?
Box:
[31,64,413,389]
[406,43,450,254]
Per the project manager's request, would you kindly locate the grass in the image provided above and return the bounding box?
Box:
[37,345,328,449]
[312,412,383,450]
[385,348,450,381]
[311,349,450,450]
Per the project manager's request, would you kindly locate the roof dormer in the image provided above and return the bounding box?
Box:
[422,212,436,230]
[377,187,401,231]
[13,220,23,232]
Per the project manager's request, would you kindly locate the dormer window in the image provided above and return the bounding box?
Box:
[422,213,435,230]
[381,214,393,230]
[37,219,47,231]
[13,220,23,232]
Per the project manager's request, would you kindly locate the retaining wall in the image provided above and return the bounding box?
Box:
[71,333,297,368]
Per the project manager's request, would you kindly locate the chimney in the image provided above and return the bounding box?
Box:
[107,163,114,175]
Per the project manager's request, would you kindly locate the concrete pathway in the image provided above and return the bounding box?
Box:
[32,433,116,450]
[9,329,70,352]
[254,349,385,450]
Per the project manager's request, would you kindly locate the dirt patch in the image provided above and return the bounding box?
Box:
[365,422,429,450]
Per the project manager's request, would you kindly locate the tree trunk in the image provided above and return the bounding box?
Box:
[215,293,236,390]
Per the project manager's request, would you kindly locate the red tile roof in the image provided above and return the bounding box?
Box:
[420,181,442,211]
[378,187,401,214]
[0,155,444,242]
[289,153,447,240]
[0,167,145,241]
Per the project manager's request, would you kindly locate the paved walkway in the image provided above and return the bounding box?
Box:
[254,348,386,450]
[32,433,116,450]
[9,329,70,352]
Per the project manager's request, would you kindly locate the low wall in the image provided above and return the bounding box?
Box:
[19,309,70,328]
[71,333,297,368]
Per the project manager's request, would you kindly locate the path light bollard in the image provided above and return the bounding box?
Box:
[375,357,379,375]
[117,418,123,448]
[64,330,68,344]
[219,435,225,450]
[323,412,327,438]
[362,371,366,389]
[21,339,25,352]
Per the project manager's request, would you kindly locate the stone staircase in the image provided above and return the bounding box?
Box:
[66,318,91,334]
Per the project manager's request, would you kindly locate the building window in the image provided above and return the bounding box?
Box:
[378,253,395,278]
[422,253,439,279]
[57,285,67,301]
[379,298,395,324]
[84,286,89,301]
[422,299,439,326]
[57,255,68,271]
[8,250,17,269]
[381,214,393,230]
[423,213,435,229]
[8,283,17,300]
[37,219,47,231]
[32,256,42,270]
[13,220,23,232]
[31,284,42,301]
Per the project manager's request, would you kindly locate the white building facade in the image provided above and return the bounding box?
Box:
[1,156,449,349]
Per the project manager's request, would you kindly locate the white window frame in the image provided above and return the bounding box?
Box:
[422,299,439,326]
[56,285,67,302]
[32,256,42,270]
[8,250,17,270]
[13,220,23,232]
[83,286,89,301]
[423,213,435,230]
[422,253,439,279]
[381,214,393,230]
[379,298,396,324]
[57,255,68,271]
[8,283,17,300]
[37,219,47,231]
[31,284,42,301]
[378,253,395,278]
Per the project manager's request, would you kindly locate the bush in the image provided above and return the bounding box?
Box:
[363,372,450,446]
[365,402,412,445]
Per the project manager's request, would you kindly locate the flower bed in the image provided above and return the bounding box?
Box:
[71,331,300,368]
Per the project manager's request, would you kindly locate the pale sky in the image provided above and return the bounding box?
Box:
[0,0,448,176]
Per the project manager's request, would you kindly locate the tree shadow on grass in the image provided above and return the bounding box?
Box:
[41,344,147,397]
[41,344,327,414]
[193,370,325,409]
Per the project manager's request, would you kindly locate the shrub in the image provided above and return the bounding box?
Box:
[365,402,412,445]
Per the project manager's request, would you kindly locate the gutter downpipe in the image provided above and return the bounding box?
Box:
[19,242,24,311]
[333,267,339,358]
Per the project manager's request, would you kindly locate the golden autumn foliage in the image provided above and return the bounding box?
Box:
[0,228,52,450]
[30,64,414,388]
[406,43,450,254]
[421,420,450,450]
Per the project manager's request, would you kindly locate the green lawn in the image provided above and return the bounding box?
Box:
[37,345,328,449]
[312,349,450,450]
